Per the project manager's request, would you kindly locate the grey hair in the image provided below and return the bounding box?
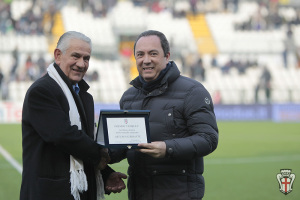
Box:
[56,31,92,53]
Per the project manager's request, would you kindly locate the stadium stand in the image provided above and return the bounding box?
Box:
[62,5,118,55]
[0,0,299,104]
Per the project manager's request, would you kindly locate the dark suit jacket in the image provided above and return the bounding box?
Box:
[20,64,112,200]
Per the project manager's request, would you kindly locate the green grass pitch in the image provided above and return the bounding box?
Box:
[0,122,299,200]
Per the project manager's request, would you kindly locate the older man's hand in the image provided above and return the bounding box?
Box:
[105,172,127,193]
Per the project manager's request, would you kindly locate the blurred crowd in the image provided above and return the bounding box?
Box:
[0,0,56,35]
[234,1,300,31]
[0,0,300,103]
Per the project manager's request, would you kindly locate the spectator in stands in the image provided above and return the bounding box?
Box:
[0,69,3,97]
[15,8,43,35]
[42,2,56,35]
[251,6,267,31]
[267,6,284,30]
[37,53,47,77]
[255,66,272,104]
[235,60,246,75]
[179,50,188,74]
[25,54,36,81]
[1,79,9,100]
[191,56,206,81]
[20,31,127,200]
[283,25,296,68]
[210,54,218,68]
[291,8,300,25]
[0,2,14,34]
[282,47,288,68]
[223,0,229,12]
[91,70,99,81]
[9,46,19,81]
[151,0,163,13]
[102,0,117,12]
[234,1,300,32]
[261,66,272,103]
[190,0,198,15]
[109,30,219,200]
[80,0,88,11]
[233,0,239,13]
[221,58,234,74]
[132,0,145,7]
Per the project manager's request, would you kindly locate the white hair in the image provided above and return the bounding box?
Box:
[56,31,92,53]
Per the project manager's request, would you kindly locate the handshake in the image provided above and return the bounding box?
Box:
[98,148,127,193]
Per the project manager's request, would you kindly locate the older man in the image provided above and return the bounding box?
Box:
[20,31,127,200]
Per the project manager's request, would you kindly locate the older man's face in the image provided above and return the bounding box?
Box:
[54,39,91,84]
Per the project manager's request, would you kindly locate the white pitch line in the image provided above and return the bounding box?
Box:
[0,144,22,174]
[205,154,300,165]
[0,143,299,174]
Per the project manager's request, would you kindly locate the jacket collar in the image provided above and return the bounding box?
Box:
[130,61,180,91]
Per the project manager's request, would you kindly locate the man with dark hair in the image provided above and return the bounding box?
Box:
[110,30,219,200]
[20,31,127,200]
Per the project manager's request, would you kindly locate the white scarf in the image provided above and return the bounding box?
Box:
[47,63,105,200]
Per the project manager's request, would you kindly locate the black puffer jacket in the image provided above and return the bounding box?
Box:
[111,61,218,200]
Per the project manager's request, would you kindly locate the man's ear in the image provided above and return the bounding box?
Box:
[165,52,170,62]
[54,49,62,64]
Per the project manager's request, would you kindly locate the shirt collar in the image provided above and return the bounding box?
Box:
[72,83,80,95]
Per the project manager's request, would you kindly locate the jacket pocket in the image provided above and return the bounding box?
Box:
[37,177,73,200]
[152,174,189,200]
[165,108,176,135]
[188,174,205,199]
[148,164,189,200]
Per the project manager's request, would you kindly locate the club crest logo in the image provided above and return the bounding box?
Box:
[276,169,296,195]
[124,119,128,124]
